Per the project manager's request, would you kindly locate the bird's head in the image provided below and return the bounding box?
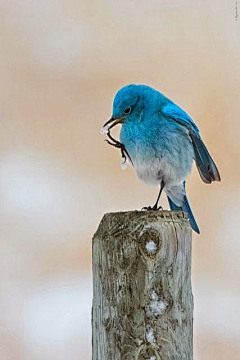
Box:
[101,84,156,132]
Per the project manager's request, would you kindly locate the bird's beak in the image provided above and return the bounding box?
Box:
[103,116,124,131]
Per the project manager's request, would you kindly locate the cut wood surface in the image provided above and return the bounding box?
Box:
[92,210,193,360]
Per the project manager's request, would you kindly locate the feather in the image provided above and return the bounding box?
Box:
[168,193,200,234]
[162,102,221,184]
[189,131,221,183]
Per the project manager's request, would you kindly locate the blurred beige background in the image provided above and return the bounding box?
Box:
[0,0,240,359]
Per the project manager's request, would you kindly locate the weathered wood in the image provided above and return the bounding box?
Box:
[92,211,193,360]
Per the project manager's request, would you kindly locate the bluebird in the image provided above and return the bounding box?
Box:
[101,84,221,234]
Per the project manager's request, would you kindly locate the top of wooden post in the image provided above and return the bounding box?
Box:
[95,210,191,238]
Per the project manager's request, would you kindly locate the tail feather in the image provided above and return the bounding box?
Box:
[168,194,200,234]
[190,131,221,184]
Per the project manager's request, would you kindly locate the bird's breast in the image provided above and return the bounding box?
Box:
[120,121,194,186]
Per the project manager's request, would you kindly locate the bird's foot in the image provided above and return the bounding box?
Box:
[141,205,163,211]
[141,206,153,211]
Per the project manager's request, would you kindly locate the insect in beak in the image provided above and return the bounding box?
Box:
[100,116,133,167]
[100,116,124,134]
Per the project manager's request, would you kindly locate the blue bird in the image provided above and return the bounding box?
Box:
[101,84,221,234]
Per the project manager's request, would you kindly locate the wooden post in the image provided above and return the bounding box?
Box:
[92,211,193,360]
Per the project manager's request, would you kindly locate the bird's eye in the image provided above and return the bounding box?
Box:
[124,107,131,115]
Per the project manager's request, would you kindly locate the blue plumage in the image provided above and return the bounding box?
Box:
[167,182,200,234]
[102,84,221,234]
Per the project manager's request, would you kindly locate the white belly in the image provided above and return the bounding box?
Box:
[133,156,186,188]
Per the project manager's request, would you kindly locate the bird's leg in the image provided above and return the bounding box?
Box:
[142,180,165,211]
[152,180,165,210]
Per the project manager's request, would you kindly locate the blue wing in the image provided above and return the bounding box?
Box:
[162,102,200,134]
[162,102,221,184]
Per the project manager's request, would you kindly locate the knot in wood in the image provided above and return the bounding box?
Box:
[139,227,162,259]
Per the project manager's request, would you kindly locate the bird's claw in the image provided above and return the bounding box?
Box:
[141,205,163,211]
[141,206,152,211]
